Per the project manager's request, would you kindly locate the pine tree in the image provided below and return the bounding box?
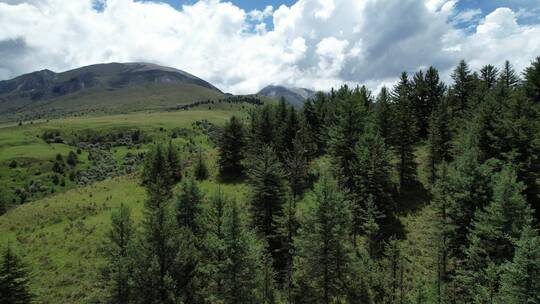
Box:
[480,64,498,89]
[498,226,540,303]
[175,177,204,235]
[375,86,392,140]
[351,125,395,251]
[293,171,370,304]
[449,60,474,117]
[426,98,451,185]
[194,150,209,181]
[222,199,266,304]
[133,144,181,304]
[101,203,135,304]
[381,237,407,304]
[218,115,246,178]
[248,146,287,276]
[524,56,540,103]
[276,193,298,302]
[198,190,227,303]
[250,104,276,150]
[458,166,534,301]
[284,135,311,198]
[498,60,519,96]
[0,244,33,304]
[411,70,429,137]
[390,72,418,192]
[328,85,368,190]
[444,128,493,260]
[166,141,182,183]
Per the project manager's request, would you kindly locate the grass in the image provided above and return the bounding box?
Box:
[0,157,249,303]
[0,106,252,206]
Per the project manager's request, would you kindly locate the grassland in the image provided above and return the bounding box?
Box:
[0,104,256,303]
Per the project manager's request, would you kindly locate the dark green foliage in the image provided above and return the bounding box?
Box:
[222,199,266,303]
[498,226,540,303]
[390,72,418,192]
[480,64,498,89]
[284,135,311,198]
[248,146,287,275]
[0,244,33,304]
[444,130,493,260]
[498,60,520,96]
[524,56,540,103]
[66,151,78,166]
[218,115,246,177]
[194,151,209,181]
[351,125,396,251]
[293,171,370,304]
[8,160,17,169]
[175,178,204,235]
[449,60,475,117]
[132,144,182,304]
[250,103,276,149]
[426,99,451,185]
[375,86,392,140]
[458,166,533,301]
[166,141,182,183]
[328,85,368,190]
[101,203,135,304]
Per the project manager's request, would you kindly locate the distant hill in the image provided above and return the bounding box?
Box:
[0,62,225,121]
[257,85,315,107]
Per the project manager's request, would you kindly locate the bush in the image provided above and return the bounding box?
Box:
[9,160,17,168]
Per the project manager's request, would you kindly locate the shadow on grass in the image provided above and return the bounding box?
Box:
[395,180,432,215]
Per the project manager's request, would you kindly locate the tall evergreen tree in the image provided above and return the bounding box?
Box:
[449,60,474,117]
[498,60,520,95]
[390,72,418,192]
[328,85,368,190]
[218,115,246,178]
[284,135,311,198]
[222,199,267,304]
[166,141,182,183]
[426,98,451,185]
[351,125,395,250]
[524,56,540,103]
[498,225,540,303]
[198,190,227,303]
[458,166,534,301]
[101,203,135,304]
[0,244,33,304]
[411,70,430,137]
[248,146,288,275]
[133,144,182,304]
[293,171,370,304]
[175,177,204,235]
[375,86,392,140]
[194,150,209,181]
[480,64,498,89]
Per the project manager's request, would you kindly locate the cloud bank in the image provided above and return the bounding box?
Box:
[0,0,539,94]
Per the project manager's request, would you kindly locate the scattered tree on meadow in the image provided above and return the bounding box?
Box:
[218,115,246,178]
[101,203,135,304]
[194,150,209,181]
[0,244,33,304]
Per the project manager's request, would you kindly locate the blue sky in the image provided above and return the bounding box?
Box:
[167,0,296,11]
[1,0,540,93]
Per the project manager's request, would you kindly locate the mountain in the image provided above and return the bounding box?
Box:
[257,85,316,107]
[0,62,225,120]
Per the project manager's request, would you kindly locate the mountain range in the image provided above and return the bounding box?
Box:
[0,62,315,121]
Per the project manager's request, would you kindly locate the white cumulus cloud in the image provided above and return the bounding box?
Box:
[0,0,539,94]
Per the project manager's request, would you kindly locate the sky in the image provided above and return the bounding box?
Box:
[0,0,540,94]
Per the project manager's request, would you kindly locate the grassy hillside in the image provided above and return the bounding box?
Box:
[0,105,253,209]
[0,175,249,303]
[0,104,257,303]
